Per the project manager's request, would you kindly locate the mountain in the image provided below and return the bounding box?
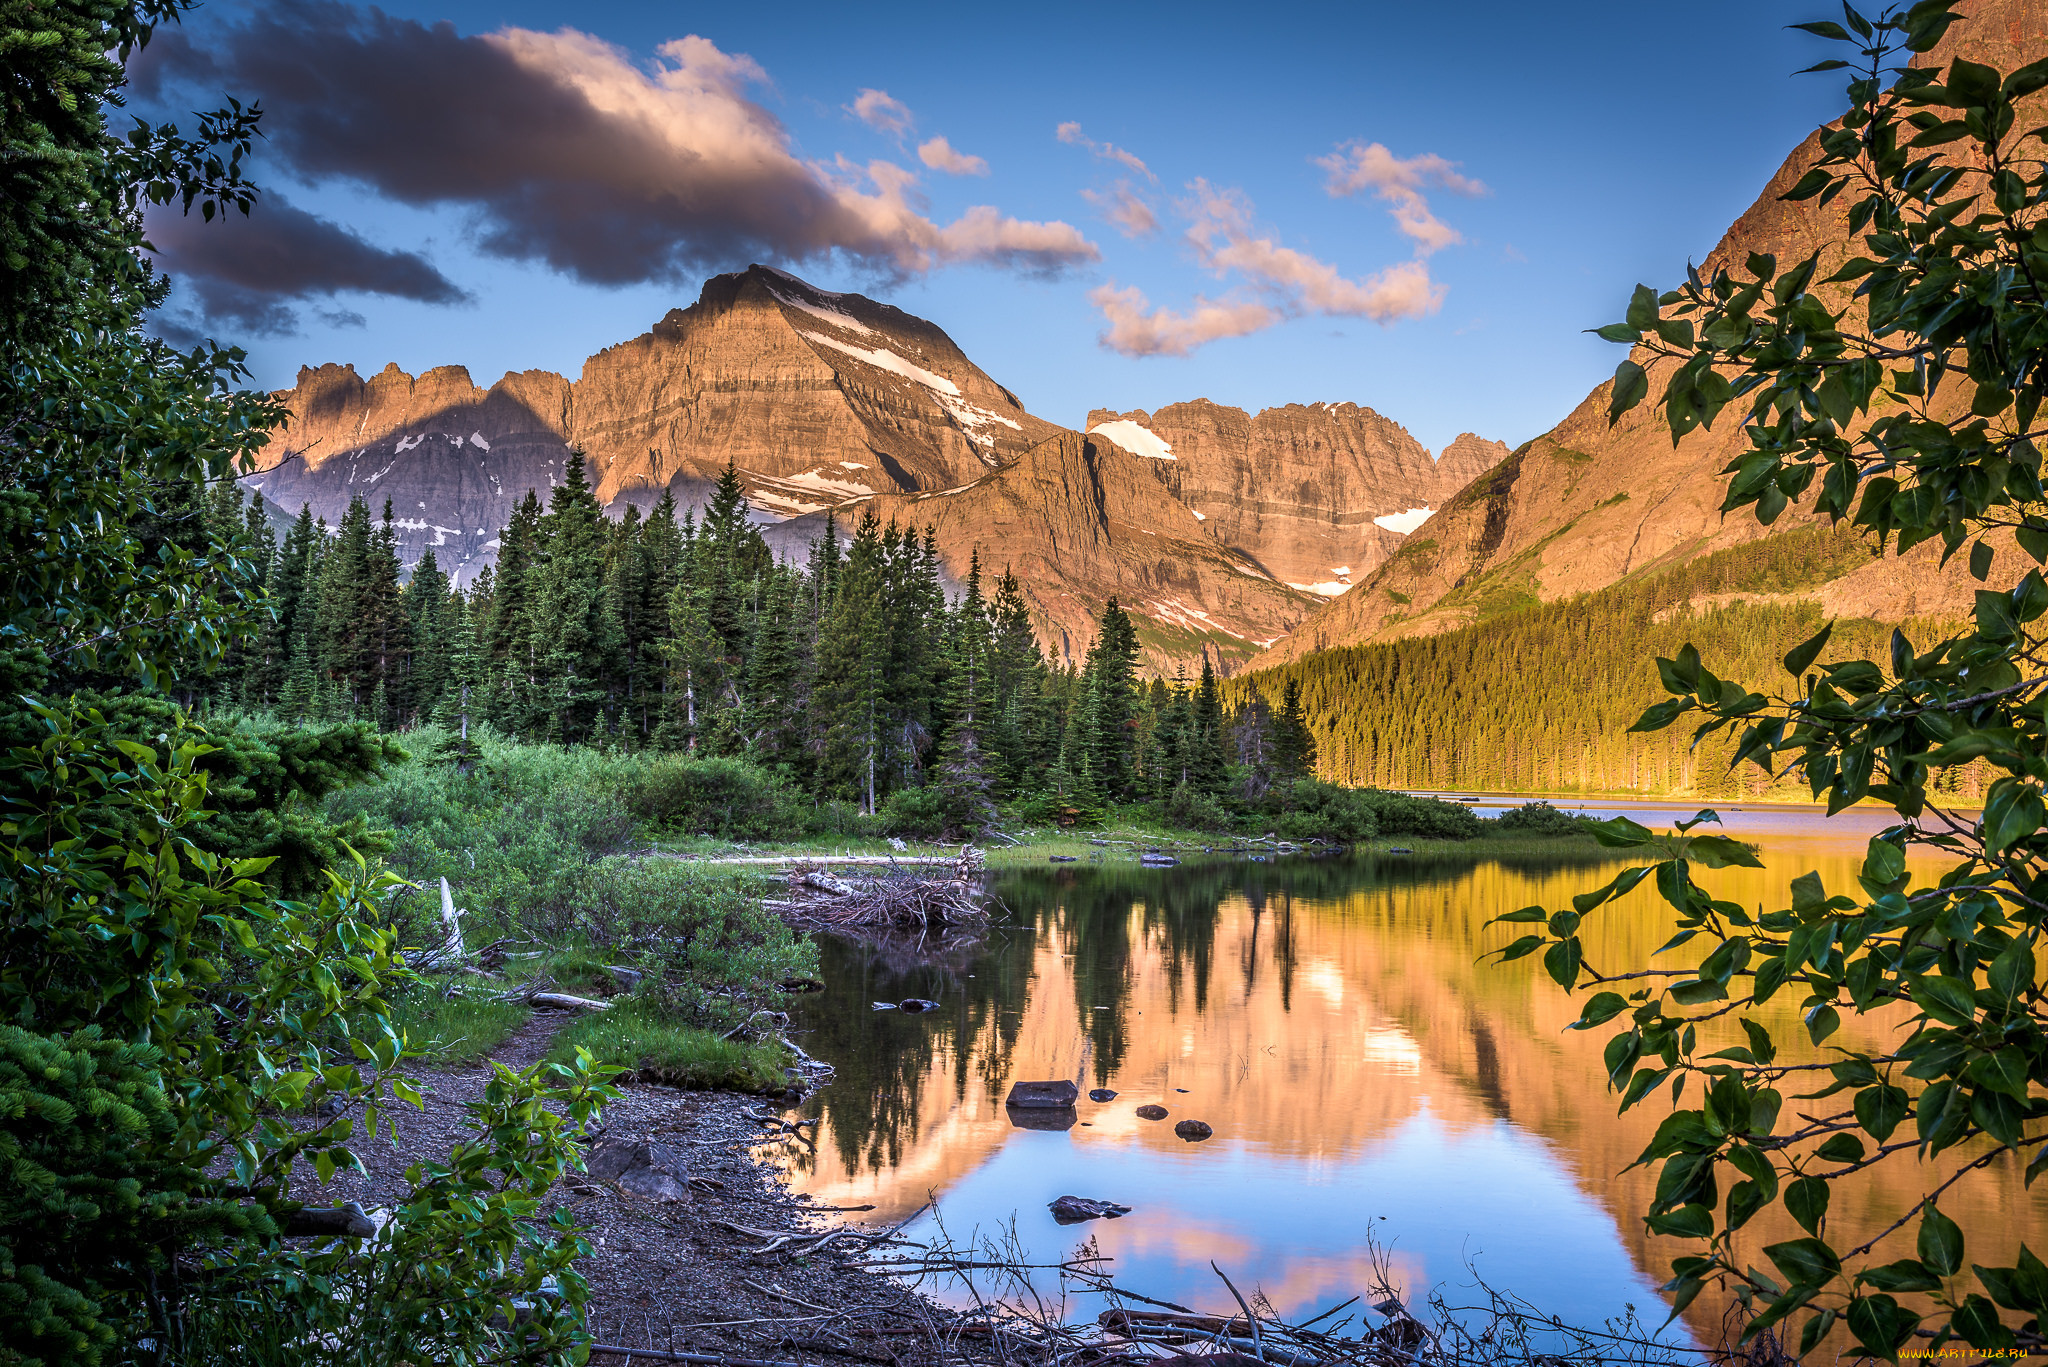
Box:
[251,265,1495,672]
[250,265,1064,582]
[1082,401,1500,596]
[1260,6,2043,669]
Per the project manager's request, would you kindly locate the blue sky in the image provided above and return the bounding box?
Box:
[137,1,1848,453]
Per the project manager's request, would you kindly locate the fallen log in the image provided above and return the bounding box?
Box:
[529,992,610,1012]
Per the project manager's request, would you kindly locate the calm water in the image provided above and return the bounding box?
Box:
[777,805,2044,1340]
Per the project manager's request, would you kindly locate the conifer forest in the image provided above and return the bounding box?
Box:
[203,456,1336,836]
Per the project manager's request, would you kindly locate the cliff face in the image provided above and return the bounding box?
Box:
[1082,401,1500,597]
[1260,6,2048,666]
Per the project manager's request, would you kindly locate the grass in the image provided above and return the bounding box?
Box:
[546,997,793,1092]
[390,988,531,1066]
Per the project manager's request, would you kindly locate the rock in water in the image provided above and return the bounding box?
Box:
[1174,1120,1214,1142]
[586,1139,692,1202]
[898,998,940,1013]
[1006,1079,1080,1108]
[1135,1104,1169,1121]
[1049,1195,1132,1224]
[1088,1088,1118,1102]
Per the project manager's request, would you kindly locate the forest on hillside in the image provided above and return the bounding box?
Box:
[1234,525,1987,801]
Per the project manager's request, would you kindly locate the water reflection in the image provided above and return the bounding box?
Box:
[777,830,2046,1340]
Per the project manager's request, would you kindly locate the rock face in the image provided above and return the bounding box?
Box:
[251,265,1064,582]
[1084,401,1498,597]
[1259,10,2041,665]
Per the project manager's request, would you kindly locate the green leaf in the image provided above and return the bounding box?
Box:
[1646,1203,1715,1238]
[1818,1133,1866,1164]
[1918,1202,1965,1277]
[1971,540,1996,581]
[1854,1084,1911,1142]
[1984,775,2044,853]
[1609,360,1649,423]
[1573,991,1631,1029]
[1544,937,1584,990]
[1859,1260,1942,1294]
[1588,816,1656,848]
[1687,835,1763,869]
[1766,1236,1843,1288]
[1786,1176,1830,1234]
[1846,1293,1920,1360]
[1782,623,1833,678]
[1910,974,1977,1028]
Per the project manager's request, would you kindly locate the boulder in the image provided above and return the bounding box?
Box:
[586,1139,692,1203]
[1174,1120,1214,1142]
[1006,1079,1080,1108]
[1049,1195,1132,1224]
[1135,1104,1169,1121]
[899,998,940,1013]
[1088,1088,1118,1102]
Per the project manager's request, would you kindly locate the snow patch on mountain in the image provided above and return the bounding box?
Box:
[1372,507,1435,534]
[1089,419,1173,461]
[768,285,877,338]
[800,330,960,396]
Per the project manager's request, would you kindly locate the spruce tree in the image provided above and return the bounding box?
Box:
[1080,598,1141,802]
[404,548,452,722]
[1190,654,1228,796]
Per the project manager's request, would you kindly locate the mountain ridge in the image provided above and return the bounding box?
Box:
[249,265,1489,672]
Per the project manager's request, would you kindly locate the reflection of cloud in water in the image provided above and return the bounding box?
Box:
[866,1108,1671,1327]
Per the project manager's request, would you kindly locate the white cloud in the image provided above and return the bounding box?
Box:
[1315,141,1486,255]
[1089,283,1279,357]
[848,87,914,137]
[1082,180,1158,238]
[1089,181,1445,357]
[917,136,989,176]
[1186,182,1443,320]
[1057,121,1154,179]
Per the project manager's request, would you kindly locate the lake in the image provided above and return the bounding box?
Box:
[776,802,2044,1343]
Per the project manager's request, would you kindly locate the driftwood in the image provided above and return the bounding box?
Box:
[768,851,989,933]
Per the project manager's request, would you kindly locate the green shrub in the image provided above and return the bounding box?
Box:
[1272,779,1381,842]
[629,754,787,838]
[1158,783,1236,833]
[879,784,951,838]
[1493,800,1591,836]
[547,998,790,1092]
[1353,788,1485,840]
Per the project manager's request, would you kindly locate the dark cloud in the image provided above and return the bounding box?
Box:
[146,193,470,336]
[130,1,1095,287]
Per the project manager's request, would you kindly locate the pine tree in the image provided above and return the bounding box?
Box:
[933,554,999,835]
[404,548,452,722]
[1080,598,1141,802]
[1274,676,1316,783]
[1190,654,1228,796]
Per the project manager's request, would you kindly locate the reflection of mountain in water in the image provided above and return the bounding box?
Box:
[780,851,2048,1334]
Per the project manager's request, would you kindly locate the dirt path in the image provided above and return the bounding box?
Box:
[295,1009,962,1362]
